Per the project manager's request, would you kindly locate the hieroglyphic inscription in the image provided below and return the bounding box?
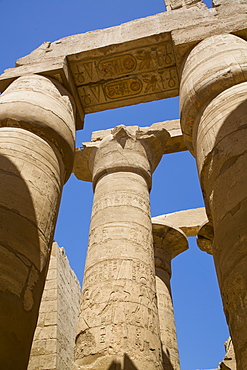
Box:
[69,38,179,113]
[70,42,175,85]
[78,67,178,112]
[80,258,159,356]
[104,77,142,99]
[98,54,137,77]
[84,259,155,287]
[91,191,150,217]
[156,277,180,369]
[87,223,154,262]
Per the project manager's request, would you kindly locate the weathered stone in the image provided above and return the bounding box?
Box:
[89,120,187,155]
[152,207,208,237]
[219,337,237,370]
[1,2,247,118]
[1,1,247,368]
[74,125,170,370]
[152,220,188,369]
[180,33,247,369]
[197,222,214,255]
[0,75,76,369]
[28,243,81,370]
[164,0,206,11]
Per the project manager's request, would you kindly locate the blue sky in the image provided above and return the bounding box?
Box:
[0,0,229,369]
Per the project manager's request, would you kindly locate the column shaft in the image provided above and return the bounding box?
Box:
[74,125,169,370]
[156,271,179,370]
[0,75,75,369]
[197,82,247,369]
[180,34,247,369]
[153,222,188,370]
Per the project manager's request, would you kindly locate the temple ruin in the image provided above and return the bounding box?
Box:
[0,0,246,368]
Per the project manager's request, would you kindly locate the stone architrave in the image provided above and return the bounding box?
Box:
[2,0,247,117]
[73,125,170,370]
[153,207,208,237]
[180,33,247,369]
[0,74,76,369]
[152,220,188,370]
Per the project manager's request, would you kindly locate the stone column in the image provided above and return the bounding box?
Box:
[73,125,170,370]
[180,33,247,369]
[0,74,76,369]
[152,221,188,370]
[197,222,214,256]
[197,226,237,370]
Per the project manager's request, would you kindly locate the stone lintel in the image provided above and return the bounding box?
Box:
[0,58,84,130]
[1,5,247,117]
[14,7,214,67]
[152,207,208,237]
[172,11,247,69]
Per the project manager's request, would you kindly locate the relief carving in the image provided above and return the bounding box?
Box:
[70,39,178,113]
[98,54,137,77]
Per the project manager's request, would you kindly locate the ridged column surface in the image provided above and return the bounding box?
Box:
[74,125,169,370]
[0,75,76,369]
[180,34,247,370]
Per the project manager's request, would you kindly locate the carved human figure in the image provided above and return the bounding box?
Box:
[152,221,188,370]
[0,74,76,369]
[180,33,247,369]
[73,125,170,370]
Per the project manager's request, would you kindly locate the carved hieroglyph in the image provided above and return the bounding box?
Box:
[180,33,247,369]
[1,1,247,124]
[152,221,188,370]
[73,125,170,370]
[69,34,179,114]
[0,75,76,369]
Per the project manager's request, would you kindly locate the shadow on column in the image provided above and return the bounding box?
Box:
[0,154,48,369]
[107,354,138,370]
[203,98,247,368]
[162,349,176,370]
[106,352,175,369]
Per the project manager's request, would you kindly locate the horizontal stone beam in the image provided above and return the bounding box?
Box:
[1,2,247,127]
[152,207,208,237]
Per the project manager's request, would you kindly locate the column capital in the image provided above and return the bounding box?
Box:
[180,34,247,154]
[74,124,170,190]
[152,220,188,276]
[197,221,213,255]
[0,74,76,182]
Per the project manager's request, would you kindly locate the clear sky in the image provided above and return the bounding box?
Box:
[0,0,229,369]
